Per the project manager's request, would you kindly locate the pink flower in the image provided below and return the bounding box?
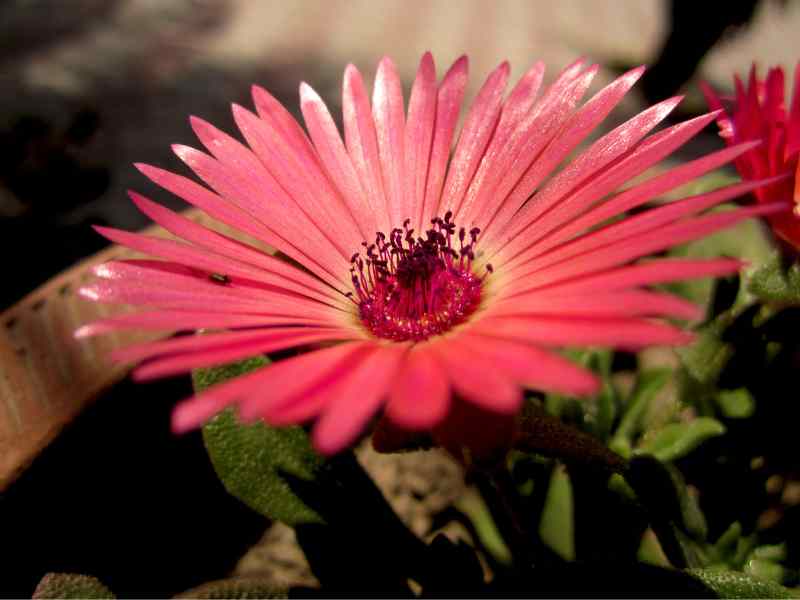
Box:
[702,63,800,249]
[77,54,782,455]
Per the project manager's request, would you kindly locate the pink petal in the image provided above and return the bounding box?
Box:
[404,52,438,231]
[171,341,372,432]
[470,62,600,232]
[488,289,701,320]
[93,224,345,304]
[532,258,744,296]
[441,61,510,217]
[132,328,357,381]
[487,111,727,264]
[428,337,521,414]
[469,315,694,350]
[135,163,279,250]
[372,56,407,227]
[128,192,346,306]
[113,325,354,366]
[508,202,785,287]
[385,346,450,430]
[456,61,545,226]
[75,310,335,339]
[299,82,377,236]
[172,144,348,287]
[420,55,468,227]
[311,343,408,455]
[490,139,762,271]
[230,104,365,246]
[507,177,778,276]
[497,95,682,253]
[80,260,350,322]
[343,63,390,232]
[456,333,600,396]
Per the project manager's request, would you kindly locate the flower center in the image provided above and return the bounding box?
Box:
[349,211,489,341]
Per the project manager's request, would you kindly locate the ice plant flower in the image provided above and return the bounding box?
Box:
[702,63,800,249]
[77,53,783,455]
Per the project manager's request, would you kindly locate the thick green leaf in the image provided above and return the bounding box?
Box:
[744,559,788,584]
[173,578,288,599]
[194,357,326,525]
[677,317,735,389]
[716,389,755,419]
[539,465,575,560]
[33,574,114,599]
[636,418,726,462]
[455,488,512,565]
[748,251,800,304]
[609,369,671,458]
[687,568,795,599]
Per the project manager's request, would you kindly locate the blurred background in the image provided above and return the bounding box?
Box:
[1,0,798,597]
[1,0,798,309]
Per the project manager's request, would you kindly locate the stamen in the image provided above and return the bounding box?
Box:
[353,213,487,341]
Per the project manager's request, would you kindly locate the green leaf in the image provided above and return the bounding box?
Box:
[173,578,288,599]
[716,389,755,419]
[33,574,114,599]
[744,559,788,584]
[610,368,671,457]
[539,465,575,560]
[677,317,735,389]
[712,522,743,563]
[687,568,795,599]
[455,488,512,565]
[636,418,726,462]
[748,251,800,304]
[194,357,326,525]
[751,543,788,563]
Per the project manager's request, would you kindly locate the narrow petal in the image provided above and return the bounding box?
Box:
[508,203,785,287]
[456,333,600,396]
[488,289,701,320]
[343,63,389,231]
[506,178,778,275]
[420,56,468,226]
[471,63,600,232]
[135,162,279,249]
[312,343,408,455]
[128,192,347,306]
[300,82,377,236]
[457,61,545,226]
[487,140,761,271]
[528,258,743,296]
[428,337,521,414]
[75,310,329,338]
[173,144,349,286]
[93,225,345,304]
[441,61,510,216]
[132,328,357,381]
[404,52,437,231]
[80,260,351,322]
[496,95,682,253]
[113,326,355,366]
[385,346,450,430]
[469,316,694,350]
[231,104,365,246]
[171,341,372,432]
[373,56,407,227]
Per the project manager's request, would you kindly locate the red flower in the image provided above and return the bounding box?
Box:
[702,63,800,248]
[78,54,781,455]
